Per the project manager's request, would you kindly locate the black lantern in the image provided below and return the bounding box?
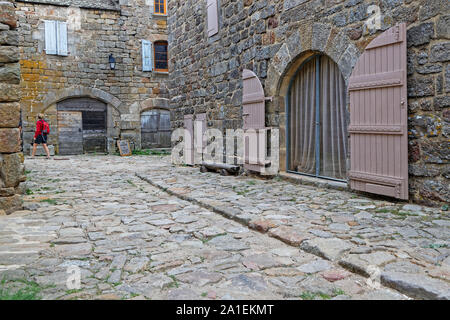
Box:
[109,54,116,70]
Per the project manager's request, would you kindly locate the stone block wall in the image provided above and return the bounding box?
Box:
[0,0,25,215]
[16,0,169,153]
[168,0,449,205]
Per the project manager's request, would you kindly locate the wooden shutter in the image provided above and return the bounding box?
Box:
[206,0,219,37]
[348,24,408,200]
[142,40,153,72]
[184,115,194,165]
[195,113,207,154]
[44,20,57,55]
[242,69,270,172]
[57,21,68,56]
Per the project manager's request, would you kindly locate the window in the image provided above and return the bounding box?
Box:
[44,20,68,56]
[154,0,166,15]
[154,41,168,72]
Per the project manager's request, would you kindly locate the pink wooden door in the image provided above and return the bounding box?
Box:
[243,69,265,130]
[184,115,194,165]
[348,23,408,200]
[242,69,269,172]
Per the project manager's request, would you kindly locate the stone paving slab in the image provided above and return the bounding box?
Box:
[136,156,450,300]
[0,155,415,300]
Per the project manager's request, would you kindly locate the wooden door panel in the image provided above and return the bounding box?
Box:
[349,24,408,200]
[58,111,83,155]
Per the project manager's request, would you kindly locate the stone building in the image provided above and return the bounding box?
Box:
[168,0,449,206]
[16,0,171,155]
[0,0,25,214]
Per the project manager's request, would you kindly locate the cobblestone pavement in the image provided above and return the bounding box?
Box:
[0,156,447,300]
[137,157,450,300]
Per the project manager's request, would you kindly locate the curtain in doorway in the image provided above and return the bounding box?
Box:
[288,55,347,180]
[289,58,316,174]
[320,56,347,180]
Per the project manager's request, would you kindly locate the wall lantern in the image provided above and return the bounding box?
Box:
[109,54,116,70]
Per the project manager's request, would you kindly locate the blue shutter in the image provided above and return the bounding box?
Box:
[142,40,153,72]
[57,21,68,56]
[44,20,57,55]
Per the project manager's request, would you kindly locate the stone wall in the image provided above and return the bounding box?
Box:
[16,0,169,153]
[0,0,25,215]
[168,0,449,206]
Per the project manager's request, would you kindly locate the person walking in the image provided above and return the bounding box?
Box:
[32,113,51,159]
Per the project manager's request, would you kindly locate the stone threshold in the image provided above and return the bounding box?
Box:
[278,171,349,191]
[136,172,449,300]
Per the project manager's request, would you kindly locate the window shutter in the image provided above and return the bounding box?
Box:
[348,24,408,200]
[44,20,57,55]
[206,0,219,37]
[142,40,153,72]
[57,21,68,56]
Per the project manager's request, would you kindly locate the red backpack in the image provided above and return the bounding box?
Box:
[41,120,50,135]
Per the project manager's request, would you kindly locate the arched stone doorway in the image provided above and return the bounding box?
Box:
[286,54,348,181]
[57,98,107,155]
[36,86,122,155]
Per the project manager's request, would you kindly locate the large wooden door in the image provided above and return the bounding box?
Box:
[348,24,408,200]
[57,98,107,154]
[58,111,83,155]
[141,109,171,149]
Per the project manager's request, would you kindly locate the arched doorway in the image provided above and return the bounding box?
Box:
[57,97,107,155]
[141,109,171,149]
[287,54,348,181]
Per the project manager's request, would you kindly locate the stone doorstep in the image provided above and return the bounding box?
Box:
[278,171,348,192]
[135,172,448,300]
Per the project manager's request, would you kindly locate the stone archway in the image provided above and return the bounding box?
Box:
[37,86,123,155]
[40,86,123,114]
[138,98,171,150]
[265,23,360,172]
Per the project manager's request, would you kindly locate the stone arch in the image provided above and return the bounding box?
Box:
[266,23,360,99]
[36,86,123,155]
[139,97,170,114]
[40,86,122,114]
[266,23,359,172]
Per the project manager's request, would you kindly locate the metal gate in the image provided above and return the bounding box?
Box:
[348,23,408,200]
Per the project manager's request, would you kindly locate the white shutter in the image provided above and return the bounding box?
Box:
[57,21,68,56]
[207,0,219,37]
[44,20,57,55]
[142,40,153,72]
